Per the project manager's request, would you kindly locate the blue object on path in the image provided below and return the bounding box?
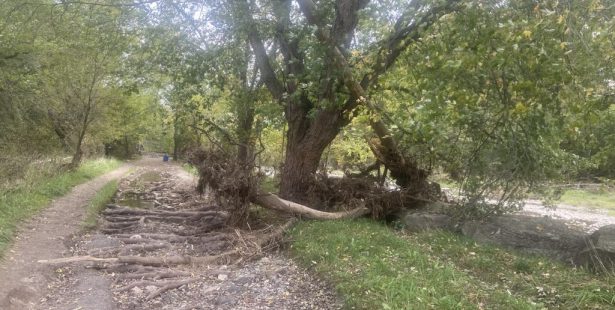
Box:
[163,154,169,162]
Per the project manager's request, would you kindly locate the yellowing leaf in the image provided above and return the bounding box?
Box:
[513,102,528,114]
[522,30,532,39]
[559,42,567,49]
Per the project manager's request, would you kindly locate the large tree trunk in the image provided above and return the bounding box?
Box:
[278,104,345,202]
[236,110,253,165]
[279,141,323,202]
[236,41,256,166]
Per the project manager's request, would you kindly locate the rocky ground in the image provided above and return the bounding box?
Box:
[520,200,615,233]
[38,160,341,310]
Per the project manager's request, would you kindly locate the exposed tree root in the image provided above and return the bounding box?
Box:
[117,270,191,281]
[146,278,198,300]
[115,278,198,300]
[40,169,307,302]
[41,218,297,267]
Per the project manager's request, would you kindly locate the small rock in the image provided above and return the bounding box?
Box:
[217,274,228,281]
[131,287,143,296]
[401,212,453,232]
[129,235,142,239]
[575,224,615,271]
[145,285,158,293]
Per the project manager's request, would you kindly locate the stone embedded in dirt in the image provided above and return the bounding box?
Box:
[400,211,453,232]
[145,285,158,293]
[574,224,615,272]
[217,274,228,281]
[461,215,589,262]
[131,287,144,296]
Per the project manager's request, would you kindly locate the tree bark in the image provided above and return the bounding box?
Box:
[70,112,89,169]
[279,107,346,202]
[252,191,370,219]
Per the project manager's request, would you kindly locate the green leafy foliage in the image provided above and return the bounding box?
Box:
[375,0,614,213]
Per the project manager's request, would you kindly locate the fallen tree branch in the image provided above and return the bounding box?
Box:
[146,278,198,300]
[252,191,370,220]
[40,219,298,267]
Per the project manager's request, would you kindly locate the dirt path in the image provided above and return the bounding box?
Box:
[2,157,340,310]
[0,162,131,309]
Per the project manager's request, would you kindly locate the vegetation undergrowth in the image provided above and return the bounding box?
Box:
[0,158,121,257]
[290,220,614,309]
[182,163,198,176]
[83,180,119,230]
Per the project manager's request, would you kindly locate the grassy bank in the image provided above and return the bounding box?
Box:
[0,158,121,257]
[83,180,119,230]
[290,220,614,309]
[558,189,615,214]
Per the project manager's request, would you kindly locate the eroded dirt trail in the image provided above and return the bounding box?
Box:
[0,162,131,309]
[23,158,339,310]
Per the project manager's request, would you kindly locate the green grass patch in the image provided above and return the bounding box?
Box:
[182,163,198,176]
[83,180,119,230]
[0,158,121,257]
[558,188,615,211]
[290,220,614,309]
[260,176,279,193]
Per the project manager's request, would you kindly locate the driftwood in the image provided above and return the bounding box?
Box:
[252,191,370,220]
[115,278,198,300]
[39,218,297,268]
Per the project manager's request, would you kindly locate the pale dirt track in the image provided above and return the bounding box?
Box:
[0,161,132,309]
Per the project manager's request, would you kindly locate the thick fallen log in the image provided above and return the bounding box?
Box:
[252,191,370,220]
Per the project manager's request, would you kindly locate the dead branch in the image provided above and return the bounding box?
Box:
[252,191,370,220]
[117,270,191,281]
[146,278,198,300]
[41,219,298,268]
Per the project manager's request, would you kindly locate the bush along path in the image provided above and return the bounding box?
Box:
[0,160,130,309]
[36,160,340,310]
